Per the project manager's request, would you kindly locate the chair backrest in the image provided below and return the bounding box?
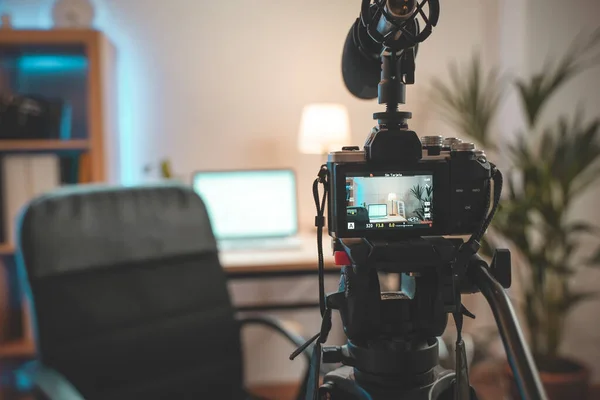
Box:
[16,183,245,400]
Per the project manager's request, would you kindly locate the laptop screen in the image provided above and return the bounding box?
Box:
[368,204,387,219]
[192,169,298,240]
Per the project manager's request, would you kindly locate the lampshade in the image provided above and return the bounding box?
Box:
[298,103,351,155]
[387,193,397,201]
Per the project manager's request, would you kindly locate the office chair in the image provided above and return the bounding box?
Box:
[15,183,311,400]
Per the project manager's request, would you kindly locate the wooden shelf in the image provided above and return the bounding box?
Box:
[0,243,15,255]
[0,338,35,359]
[0,29,110,362]
[0,29,100,47]
[0,139,89,153]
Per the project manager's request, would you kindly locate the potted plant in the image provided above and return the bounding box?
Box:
[430,29,600,400]
[143,158,182,181]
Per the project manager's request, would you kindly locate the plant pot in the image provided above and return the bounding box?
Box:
[506,356,591,400]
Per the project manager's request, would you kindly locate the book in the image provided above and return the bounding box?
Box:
[1,155,60,246]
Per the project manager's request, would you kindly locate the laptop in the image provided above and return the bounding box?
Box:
[192,169,302,251]
[368,204,388,220]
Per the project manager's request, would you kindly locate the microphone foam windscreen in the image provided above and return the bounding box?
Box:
[341,21,382,100]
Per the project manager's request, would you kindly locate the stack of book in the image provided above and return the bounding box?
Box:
[1,155,61,245]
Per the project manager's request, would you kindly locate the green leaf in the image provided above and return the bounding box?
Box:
[583,246,600,267]
[564,222,600,236]
[429,53,504,149]
[558,292,598,313]
[552,265,578,276]
[516,27,600,128]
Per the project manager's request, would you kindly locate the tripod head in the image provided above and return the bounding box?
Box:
[318,238,511,400]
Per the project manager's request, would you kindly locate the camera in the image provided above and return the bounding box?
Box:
[327,134,492,240]
[0,93,72,140]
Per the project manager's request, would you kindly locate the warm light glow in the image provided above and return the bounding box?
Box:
[298,103,351,155]
[387,192,397,201]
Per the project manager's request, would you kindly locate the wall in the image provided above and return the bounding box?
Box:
[1,0,501,384]
[0,0,498,229]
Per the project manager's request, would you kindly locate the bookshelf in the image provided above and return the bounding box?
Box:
[0,139,90,153]
[0,29,116,360]
[0,243,15,255]
[0,337,35,358]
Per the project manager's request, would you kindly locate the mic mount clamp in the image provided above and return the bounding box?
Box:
[373,48,415,128]
[360,0,440,52]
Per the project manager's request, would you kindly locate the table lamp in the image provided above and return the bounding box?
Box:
[298,103,351,156]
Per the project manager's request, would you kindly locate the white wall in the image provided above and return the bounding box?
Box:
[2,0,501,384]
[0,0,498,229]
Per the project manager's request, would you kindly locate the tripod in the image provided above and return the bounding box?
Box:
[313,238,545,400]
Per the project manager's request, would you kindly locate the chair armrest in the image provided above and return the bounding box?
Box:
[29,364,85,400]
[239,315,312,365]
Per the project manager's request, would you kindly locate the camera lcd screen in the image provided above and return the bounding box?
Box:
[345,172,433,231]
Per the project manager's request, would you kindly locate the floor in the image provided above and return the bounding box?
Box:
[0,384,300,400]
[2,376,600,399]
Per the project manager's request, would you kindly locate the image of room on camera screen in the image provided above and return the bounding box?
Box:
[345,173,433,230]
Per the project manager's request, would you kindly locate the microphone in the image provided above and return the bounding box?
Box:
[341,0,439,99]
[341,17,383,100]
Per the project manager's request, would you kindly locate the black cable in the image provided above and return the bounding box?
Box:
[453,165,503,291]
[313,165,328,317]
[474,164,502,242]
[481,164,503,238]
[289,166,330,366]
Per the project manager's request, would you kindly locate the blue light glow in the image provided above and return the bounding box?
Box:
[118,59,135,185]
[18,55,88,71]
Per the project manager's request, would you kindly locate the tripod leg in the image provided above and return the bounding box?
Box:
[470,263,548,400]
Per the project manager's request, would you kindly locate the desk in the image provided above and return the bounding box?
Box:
[220,233,339,312]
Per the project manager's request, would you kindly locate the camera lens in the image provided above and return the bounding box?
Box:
[387,0,417,19]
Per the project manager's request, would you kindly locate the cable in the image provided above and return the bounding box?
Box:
[453,165,503,291]
[480,164,503,238]
[312,165,328,317]
[289,165,329,365]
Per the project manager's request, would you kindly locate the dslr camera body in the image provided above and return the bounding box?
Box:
[327,127,492,241]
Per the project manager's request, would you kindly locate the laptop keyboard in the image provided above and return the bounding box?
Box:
[218,236,304,252]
